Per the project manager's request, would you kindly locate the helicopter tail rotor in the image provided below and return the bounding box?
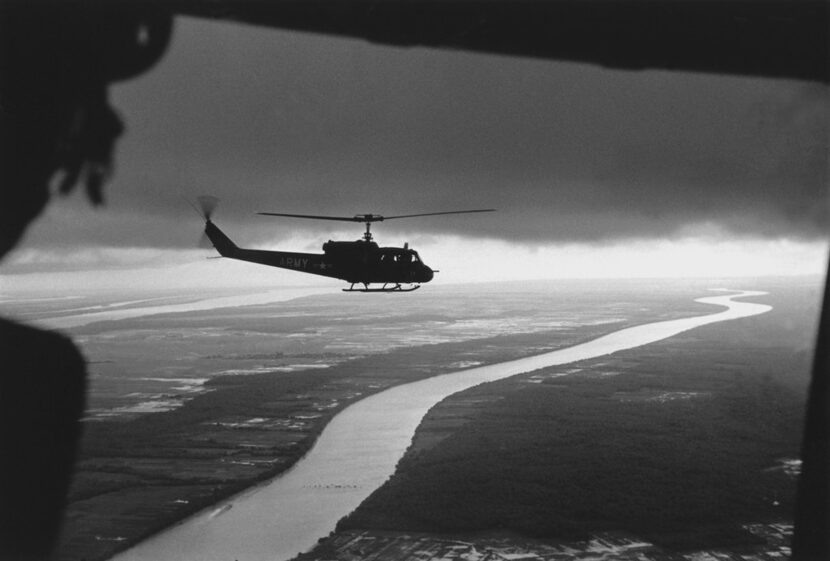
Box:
[197,195,220,221]
[188,195,221,248]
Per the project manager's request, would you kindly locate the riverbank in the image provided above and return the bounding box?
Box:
[297,523,795,561]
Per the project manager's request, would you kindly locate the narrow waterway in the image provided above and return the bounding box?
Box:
[112,290,771,561]
[39,287,334,329]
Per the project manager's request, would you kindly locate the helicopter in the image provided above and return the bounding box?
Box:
[197,196,495,292]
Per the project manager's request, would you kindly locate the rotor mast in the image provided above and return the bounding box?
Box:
[355,213,384,242]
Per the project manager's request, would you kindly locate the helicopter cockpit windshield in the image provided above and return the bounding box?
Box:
[380,249,414,264]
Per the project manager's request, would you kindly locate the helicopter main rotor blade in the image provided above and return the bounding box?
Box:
[257,212,368,222]
[258,209,496,223]
[382,209,496,220]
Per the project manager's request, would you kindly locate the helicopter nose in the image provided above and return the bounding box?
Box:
[422,267,434,282]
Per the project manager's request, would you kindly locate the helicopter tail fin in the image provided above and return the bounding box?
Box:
[204,220,238,257]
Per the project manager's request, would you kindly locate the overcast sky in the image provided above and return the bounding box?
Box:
[3,16,828,285]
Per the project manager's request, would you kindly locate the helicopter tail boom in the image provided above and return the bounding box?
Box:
[204,220,341,279]
[204,220,238,257]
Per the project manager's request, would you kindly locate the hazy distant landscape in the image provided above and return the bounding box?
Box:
[2,278,818,561]
[7,280,712,423]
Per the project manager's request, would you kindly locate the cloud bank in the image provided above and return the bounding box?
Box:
[24,18,830,251]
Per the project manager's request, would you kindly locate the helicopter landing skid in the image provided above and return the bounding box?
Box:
[343,283,421,293]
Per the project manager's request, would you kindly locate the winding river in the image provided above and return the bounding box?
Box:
[41,288,333,329]
[112,290,771,561]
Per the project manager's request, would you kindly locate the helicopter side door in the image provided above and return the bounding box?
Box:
[375,248,418,282]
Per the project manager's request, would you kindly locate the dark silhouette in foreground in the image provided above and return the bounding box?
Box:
[0,321,86,560]
[0,4,171,558]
